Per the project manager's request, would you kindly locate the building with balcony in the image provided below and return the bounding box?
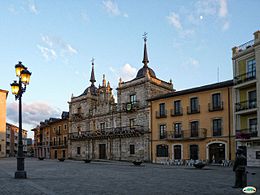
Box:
[149,80,235,164]
[0,89,8,158]
[68,38,173,161]
[6,123,27,157]
[49,112,69,159]
[32,113,68,159]
[32,118,59,158]
[232,30,260,167]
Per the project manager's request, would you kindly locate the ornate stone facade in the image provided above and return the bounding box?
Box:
[68,39,173,161]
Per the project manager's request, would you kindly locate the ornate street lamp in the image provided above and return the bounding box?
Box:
[10,61,32,179]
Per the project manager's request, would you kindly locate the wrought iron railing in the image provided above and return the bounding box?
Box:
[235,99,257,112]
[69,125,148,140]
[187,105,200,114]
[50,141,68,147]
[208,102,224,112]
[236,128,258,139]
[171,108,183,116]
[234,70,256,84]
[237,39,254,52]
[167,128,207,140]
[156,110,167,118]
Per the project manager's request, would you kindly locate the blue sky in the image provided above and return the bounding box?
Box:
[0,0,259,138]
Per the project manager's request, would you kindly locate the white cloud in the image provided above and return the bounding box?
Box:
[121,64,137,81]
[169,0,229,36]
[167,12,182,30]
[66,44,78,55]
[181,58,200,70]
[123,13,129,18]
[109,64,137,82]
[7,101,61,127]
[38,35,77,61]
[28,0,38,14]
[103,0,120,15]
[37,45,57,61]
[41,35,53,47]
[219,0,228,18]
[102,0,128,18]
[222,20,229,31]
[196,0,218,16]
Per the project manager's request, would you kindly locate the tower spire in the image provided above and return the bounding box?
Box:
[90,58,96,86]
[142,32,149,67]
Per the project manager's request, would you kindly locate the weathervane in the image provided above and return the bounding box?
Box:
[143,32,148,42]
[91,57,95,64]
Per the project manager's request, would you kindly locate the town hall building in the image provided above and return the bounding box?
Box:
[68,37,174,161]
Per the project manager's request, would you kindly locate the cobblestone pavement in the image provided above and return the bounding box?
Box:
[0,158,259,195]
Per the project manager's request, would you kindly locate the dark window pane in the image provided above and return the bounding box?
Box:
[190,121,198,137]
[174,123,182,138]
[212,93,221,108]
[190,97,198,112]
[190,145,198,160]
[130,145,135,154]
[159,103,165,116]
[174,100,181,114]
[213,119,222,136]
[174,145,181,159]
[160,125,166,139]
[156,145,168,157]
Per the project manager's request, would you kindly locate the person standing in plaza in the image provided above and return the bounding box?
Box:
[232,148,247,188]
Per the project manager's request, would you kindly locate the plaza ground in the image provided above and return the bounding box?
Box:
[0,158,259,195]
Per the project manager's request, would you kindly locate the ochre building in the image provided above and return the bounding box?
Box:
[149,80,235,163]
[32,112,68,159]
[50,112,69,159]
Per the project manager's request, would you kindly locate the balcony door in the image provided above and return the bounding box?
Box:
[190,97,198,112]
[174,145,181,160]
[159,103,166,116]
[212,93,221,109]
[246,59,256,78]
[190,145,198,160]
[190,121,199,137]
[174,123,182,138]
[248,90,256,109]
[249,118,257,137]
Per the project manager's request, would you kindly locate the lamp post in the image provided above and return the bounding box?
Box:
[10,61,32,179]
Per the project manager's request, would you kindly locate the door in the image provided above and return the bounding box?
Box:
[248,90,256,108]
[62,150,66,158]
[99,144,106,159]
[249,118,257,137]
[54,150,57,159]
[209,143,225,164]
[174,145,181,160]
[190,145,198,160]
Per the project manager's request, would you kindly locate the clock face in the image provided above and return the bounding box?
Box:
[127,103,132,111]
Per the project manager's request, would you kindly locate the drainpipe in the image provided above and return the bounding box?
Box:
[228,87,231,160]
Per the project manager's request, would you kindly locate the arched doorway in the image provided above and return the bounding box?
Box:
[208,143,225,164]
